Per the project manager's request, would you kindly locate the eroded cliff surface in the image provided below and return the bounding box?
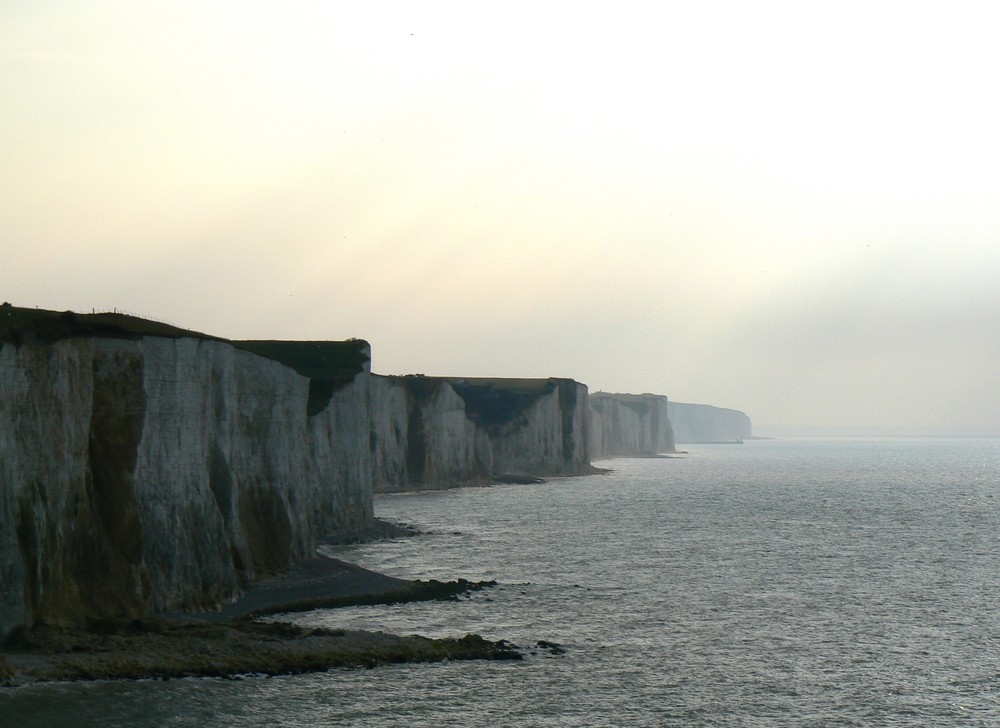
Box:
[589,392,676,459]
[371,377,591,493]
[0,325,374,637]
[370,376,491,493]
[668,401,752,443]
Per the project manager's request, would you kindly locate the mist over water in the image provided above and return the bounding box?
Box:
[4,438,1000,726]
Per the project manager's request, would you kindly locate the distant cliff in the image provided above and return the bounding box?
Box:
[0,307,374,637]
[371,376,591,493]
[668,401,752,443]
[589,392,675,459]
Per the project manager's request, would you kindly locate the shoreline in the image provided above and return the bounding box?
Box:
[1,551,518,687]
[174,555,415,622]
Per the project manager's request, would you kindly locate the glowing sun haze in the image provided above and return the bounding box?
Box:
[3,1,999,435]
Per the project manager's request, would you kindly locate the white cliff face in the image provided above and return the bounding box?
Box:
[0,336,374,636]
[589,393,676,459]
[372,378,590,493]
[1,338,98,635]
[368,375,411,492]
[413,381,491,486]
[369,376,490,493]
[486,380,591,476]
[667,401,752,443]
[0,328,593,637]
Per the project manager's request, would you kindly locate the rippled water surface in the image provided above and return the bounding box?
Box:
[4,439,1000,726]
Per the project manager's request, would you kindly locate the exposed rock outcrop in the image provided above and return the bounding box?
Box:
[667,401,752,443]
[589,392,676,459]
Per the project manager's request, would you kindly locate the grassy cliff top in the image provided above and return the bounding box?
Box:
[445,377,577,429]
[443,376,573,391]
[0,304,370,382]
[236,340,370,381]
[370,375,577,429]
[0,304,223,345]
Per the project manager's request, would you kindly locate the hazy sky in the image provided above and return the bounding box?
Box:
[3,1,999,435]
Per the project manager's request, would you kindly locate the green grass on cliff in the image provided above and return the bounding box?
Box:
[0,304,223,345]
[445,377,562,429]
[235,340,370,381]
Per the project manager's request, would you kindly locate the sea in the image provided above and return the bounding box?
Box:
[3,438,1000,727]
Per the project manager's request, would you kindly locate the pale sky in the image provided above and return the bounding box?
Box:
[3,1,999,435]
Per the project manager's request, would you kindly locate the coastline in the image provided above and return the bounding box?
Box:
[1,550,519,686]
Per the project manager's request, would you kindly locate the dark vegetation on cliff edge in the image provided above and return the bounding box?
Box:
[0,304,224,345]
[0,304,371,415]
[448,377,568,429]
[591,392,663,418]
[395,376,566,431]
[237,340,371,415]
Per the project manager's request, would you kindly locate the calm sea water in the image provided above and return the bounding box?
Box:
[4,438,1000,726]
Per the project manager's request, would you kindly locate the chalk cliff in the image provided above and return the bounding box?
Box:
[372,377,591,493]
[1,305,756,641]
[589,392,676,459]
[668,401,752,443]
[369,376,491,492]
[0,310,374,637]
[0,307,595,637]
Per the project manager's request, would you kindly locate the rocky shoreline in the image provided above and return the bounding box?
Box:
[1,551,521,686]
[0,620,520,685]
